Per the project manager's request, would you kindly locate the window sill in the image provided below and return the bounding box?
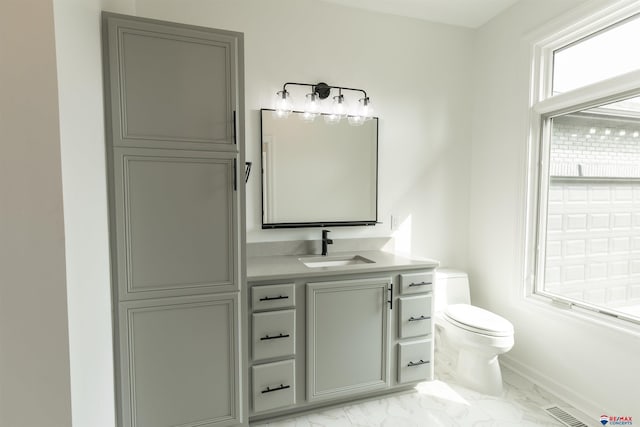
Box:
[525,292,640,338]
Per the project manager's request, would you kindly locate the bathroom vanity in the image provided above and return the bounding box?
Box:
[247,251,438,423]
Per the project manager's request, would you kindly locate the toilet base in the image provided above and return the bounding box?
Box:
[456,349,504,396]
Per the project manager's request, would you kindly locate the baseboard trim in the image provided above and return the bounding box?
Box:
[500,355,601,421]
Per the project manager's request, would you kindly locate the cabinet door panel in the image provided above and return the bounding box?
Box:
[113,148,238,299]
[104,15,239,151]
[119,294,240,427]
[307,277,391,401]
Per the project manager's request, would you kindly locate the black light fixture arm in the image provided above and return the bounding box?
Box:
[281,82,367,100]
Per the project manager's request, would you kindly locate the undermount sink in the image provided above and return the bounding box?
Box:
[299,255,375,268]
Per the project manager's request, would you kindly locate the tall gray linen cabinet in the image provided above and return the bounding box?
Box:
[102,13,247,427]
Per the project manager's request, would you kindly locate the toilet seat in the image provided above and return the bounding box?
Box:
[444,304,514,337]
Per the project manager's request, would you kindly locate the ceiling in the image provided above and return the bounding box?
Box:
[317,0,521,28]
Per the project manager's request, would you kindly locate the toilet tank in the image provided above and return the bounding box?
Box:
[434,269,471,312]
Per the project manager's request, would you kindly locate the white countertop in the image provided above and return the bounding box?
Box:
[247,250,439,281]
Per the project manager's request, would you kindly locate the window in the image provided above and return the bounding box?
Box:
[528,2,640,325]
[552,14,640,94]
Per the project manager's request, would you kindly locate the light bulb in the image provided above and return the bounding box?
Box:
[359,97,374,121]
[274,90,292,118]
[332,94,348,120]
[324,94,347,124]
[301,92,320,122]
[347,97,373,126]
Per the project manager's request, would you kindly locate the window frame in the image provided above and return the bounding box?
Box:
[525,0,640,327]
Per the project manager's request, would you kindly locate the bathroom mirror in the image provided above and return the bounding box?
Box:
[260,109,378,228]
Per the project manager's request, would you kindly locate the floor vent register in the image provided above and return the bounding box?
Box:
[543,405,592,427]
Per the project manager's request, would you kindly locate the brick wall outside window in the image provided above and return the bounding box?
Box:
[551,115,640,177]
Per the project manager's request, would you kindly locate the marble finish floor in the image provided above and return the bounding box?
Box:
[251,366,586,426]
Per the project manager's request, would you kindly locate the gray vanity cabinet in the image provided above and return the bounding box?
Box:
[103,13,246,427]
[247,253,438,424]
[306,277,391,401]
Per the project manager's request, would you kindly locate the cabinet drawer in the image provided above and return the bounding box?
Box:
[252,310,296,361]
[398,339,432,384]
[398,295,432,339]
[399,271,434,295]
[252,359,296,413]
[252,283,295,311]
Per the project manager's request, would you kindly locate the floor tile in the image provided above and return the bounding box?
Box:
[251,365,569,426]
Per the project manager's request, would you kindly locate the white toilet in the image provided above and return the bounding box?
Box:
[434,269,514,395]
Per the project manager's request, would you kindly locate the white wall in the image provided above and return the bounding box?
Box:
[52,0,135,425]
[135,0,475,267]
[0,0,73,425]
[469,0,640,416]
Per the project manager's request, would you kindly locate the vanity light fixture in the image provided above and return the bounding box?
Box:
[273,82,373,125]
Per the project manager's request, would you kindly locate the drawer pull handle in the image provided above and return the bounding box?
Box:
[408,315,431,322]
[407,359,430,367]
[260,333,290,341]
[409,281,432,287]
[259,295,289,301]
[262,384,291,394]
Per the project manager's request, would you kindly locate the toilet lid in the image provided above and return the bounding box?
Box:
[444,304,514,337]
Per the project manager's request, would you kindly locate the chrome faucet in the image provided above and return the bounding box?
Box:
[321,229,333,256]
